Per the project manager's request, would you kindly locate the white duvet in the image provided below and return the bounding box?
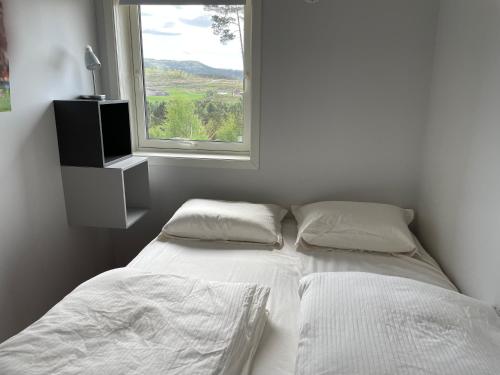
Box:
[0,268,270,375]
[296,272,500,375]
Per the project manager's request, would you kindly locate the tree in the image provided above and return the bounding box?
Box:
[196,91,228,140]
[216,112,242,142]
[147,100,167,129]
[204,5,244,59]
[164,98,208,140]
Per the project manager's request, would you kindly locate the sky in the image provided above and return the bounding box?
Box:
[141,5,243,71]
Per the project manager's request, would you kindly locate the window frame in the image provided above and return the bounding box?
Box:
[124,1,259,159]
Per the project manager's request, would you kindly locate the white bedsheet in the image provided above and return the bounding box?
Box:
[0,268,270,375]
[297,235,457,291]
[128,219,456,375]
[296,272,500,375]
[129,231,303,375]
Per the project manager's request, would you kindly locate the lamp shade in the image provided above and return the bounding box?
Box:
[85,45,101,71]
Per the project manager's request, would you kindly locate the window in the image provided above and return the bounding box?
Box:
[121,0,259,162]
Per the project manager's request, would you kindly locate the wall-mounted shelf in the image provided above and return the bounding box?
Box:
[54,100,132,167]
[53,100,150,229]
[61,156,150,229]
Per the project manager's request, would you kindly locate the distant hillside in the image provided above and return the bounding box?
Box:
[144,59,243,80]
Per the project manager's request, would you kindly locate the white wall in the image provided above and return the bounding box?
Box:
[0,0,114,341]
[112,0,439,265]
[417,0,500,306]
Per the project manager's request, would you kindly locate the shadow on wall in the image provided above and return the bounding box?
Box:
[111,163,416,267]
[0,104,113,341]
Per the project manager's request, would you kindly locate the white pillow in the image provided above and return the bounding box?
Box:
[162,199,288,246]
[292,201,416,253]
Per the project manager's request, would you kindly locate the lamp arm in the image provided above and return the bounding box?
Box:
[91,70,97,96]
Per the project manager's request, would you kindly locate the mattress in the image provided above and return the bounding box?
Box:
[128,219,456,375]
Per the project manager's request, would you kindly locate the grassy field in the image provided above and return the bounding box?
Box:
[143,65,244,142]
[0,89,11,112]
[147,89,205,104]
[144,67,242,105]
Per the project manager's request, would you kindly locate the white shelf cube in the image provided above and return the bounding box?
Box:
[61,156,150,229]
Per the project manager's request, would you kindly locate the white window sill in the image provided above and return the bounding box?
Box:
[133,151,258,170]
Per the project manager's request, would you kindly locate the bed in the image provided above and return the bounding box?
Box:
[1,197,483,375]
[128,219,457,375]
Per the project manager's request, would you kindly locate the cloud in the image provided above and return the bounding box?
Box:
[143,29,181,36]
[180,15,212,28]
[163,21,175,28]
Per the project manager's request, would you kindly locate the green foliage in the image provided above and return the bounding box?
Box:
[216,113,242,142]
[196,91,228,139]
[147,92,244,143]
[149,98,208,141]
[147,100,167,127]
[144,61,244,143]
[168,98,208,140]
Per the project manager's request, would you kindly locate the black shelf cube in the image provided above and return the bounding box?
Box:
[53,100,133,168]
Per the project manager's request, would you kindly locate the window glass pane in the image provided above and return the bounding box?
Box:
[140,5,245,143]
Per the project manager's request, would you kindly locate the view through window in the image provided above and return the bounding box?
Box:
[140,5,245,144]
